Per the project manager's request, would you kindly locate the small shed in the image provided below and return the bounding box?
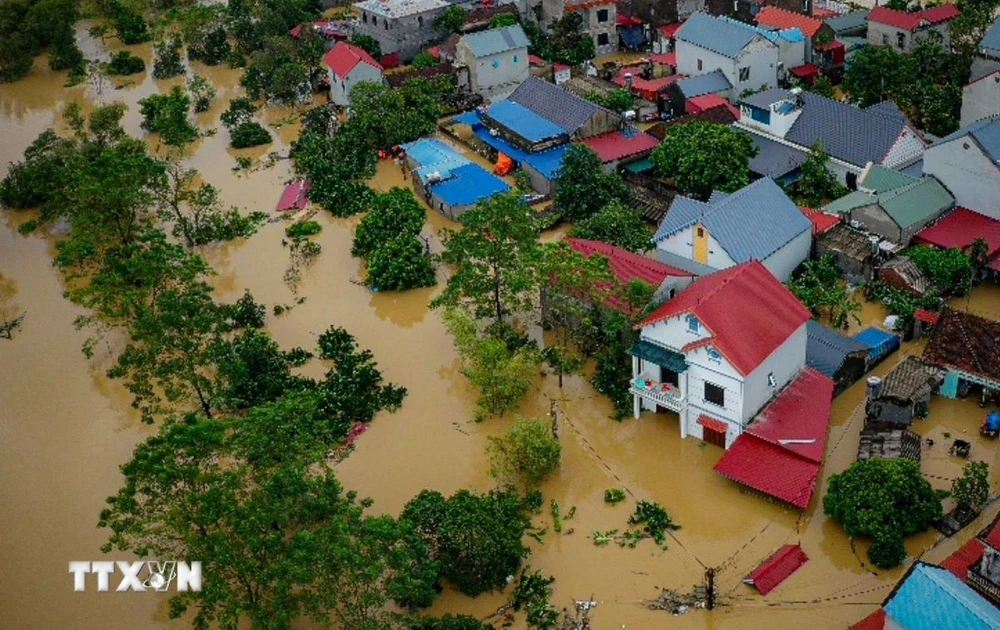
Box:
[866,356,942,428]
[744,545,809,595]
[857,428,921,462]
[815,224,877,283]
[853,327,900,370]
[806,320,870,396]
[878,255,930,296]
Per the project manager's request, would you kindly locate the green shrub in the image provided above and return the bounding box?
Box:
[604,488,626,504]
[230,122,272,148]
[285,220,322,239]
[106,50,145,75]
[365,234,436,291]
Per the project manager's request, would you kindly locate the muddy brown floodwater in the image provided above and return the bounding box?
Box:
[2,25,999,630]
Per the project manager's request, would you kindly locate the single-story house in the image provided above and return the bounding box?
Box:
[323,41,384,107]
[877,255,930,296]
[577,128,660,172]
[814,224,879,282]
[924,307,1000,403]
[853,326,900,371]
[822,165,954,245]
[857,428,921,462]
[506,76,622,141]
[867,5,960,53]
[922,115,1000,220]
[939,512,1000,608]
[653,177,812,281]
[865,356,941,429]
[401,138,510,219]
[806,320,870,396]
[666,70,734,116]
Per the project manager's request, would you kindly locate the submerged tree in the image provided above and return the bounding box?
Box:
[952,460,991,514]
[152,35,185,79]
[139,86,199,147]
[650,121,757,199]
[486,417,561,487]
[569,200,650,253]
[788,253,861,329]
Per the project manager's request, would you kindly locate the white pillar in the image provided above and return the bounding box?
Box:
[632,355,641,419]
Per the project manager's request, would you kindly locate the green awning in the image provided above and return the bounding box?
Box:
[624,158,654,174]
[628,341,688,373]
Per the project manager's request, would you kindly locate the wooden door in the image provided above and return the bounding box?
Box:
[703,426,726,449]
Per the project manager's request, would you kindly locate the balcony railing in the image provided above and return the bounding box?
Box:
[969,563,1000,603]
[631,374,685,412]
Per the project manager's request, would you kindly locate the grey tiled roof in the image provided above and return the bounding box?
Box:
[675,69,733,98]
[932,115,1000,165]
[785,92,911,168]
[461,25,529,58]
[508,77,604,135]
[676,12,759,59]
[741,88,793,111]
[653,178,811,262]
[748,133,808,178]
[824,11,870,34]
[982,16,1000,51]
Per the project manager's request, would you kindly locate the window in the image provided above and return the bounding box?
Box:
[372,16,377,25]
[384,20,389,30]
[738,67,750,82]
[513,55,518,63]
[897,33,905,49]
[598,33,609,46]
[686,314,700,332]
[882,34,889,45]
[696,227,704,237]
[597,8,609,22]
[768,372,777,387]
[363,12,368,23]
[707,348,722,363]
[704,382,725,407]
[492,59,500,68]
[697,59,703,71]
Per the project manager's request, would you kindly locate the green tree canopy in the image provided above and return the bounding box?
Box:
[412,51,436,68]
[790,141,848,207]
[788,252,861,329]
[351,33,382,59]
[824,458,942,568]
[488,13,518,29]
[550,12,595,65]
[650,121,758,199]
[907,245,974,295]
[569,200,651,252]
[352,187,426,258]
[554,144,630,222]
[366,234,436,291]
[139,86,200,147]
[486,417,562,487]
[152,35,185,79]
[952,460,990,512]
[348,77,450,150]
[434,5,466,33]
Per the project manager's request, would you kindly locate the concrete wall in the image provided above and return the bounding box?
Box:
[354,5,445,60]
[867,21,950,53]
[923,138,1000,220]
[655,224,737,273]
[330,64,383,107]
[961,73,1000,127]
[456,42,529,100]
[850,203,902,242]
[762,228,811,282]
[582,4,618,56]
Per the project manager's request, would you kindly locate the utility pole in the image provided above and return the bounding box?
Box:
[705,567,716,611]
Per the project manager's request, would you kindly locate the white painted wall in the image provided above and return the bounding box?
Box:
[882,125,926,168]
[762,228,812,282]
[332,64,384,106]
[676,36,778,98]
[961,74,1000,127]
[675,40,729,79]
[741,323,807,422]
[924,138,1000,220]
[456,43,529,100]
[655,225,737,271]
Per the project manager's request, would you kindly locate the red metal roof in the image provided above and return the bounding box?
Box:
[755,6,825,38]
[616,14,642,26]
[789,63,820,78]
[941,538,985,582]
[579,130,660,163]
[565,0,615,10]
[714,434,822,509]
[850,609,887,630]
[697,414,728,434]
[276,180,312,211]
[984,515,1000,549]
[649,52,676,66]
[914,308,939,325]
[528,54,545,66]
[568,239,692,314]
[639,261,812,376]
[811,7,839,17]
[869,5,959,31]
[686,94,727,114]
[745,367,834,463]
[745,545,809,595]
[612,69,681,100]
[914,207,1000,258]
[799,206,841,236]
[658,21,685,38]
[322,41,382,78]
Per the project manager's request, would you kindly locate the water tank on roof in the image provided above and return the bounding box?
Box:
[867,376,883,400]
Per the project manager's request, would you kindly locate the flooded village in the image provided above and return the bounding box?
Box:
[2,1,1000,629]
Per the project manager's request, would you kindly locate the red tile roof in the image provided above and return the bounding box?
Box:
[322,41,382,78]
[799,206,841,236]
[658,21,685,38]
[638,261,811,375]
[811,7,839,18]
[914,207,1000,258]
[578,130,660,163]
[276,180,312,211]
[868,5,959,31]
[714,368,834,509]
[850,609,887,630]
[755,6,826,38]
[568,239,692,313]
[744,367,834,463]
[697,414,727,433]
[745,545,809,595]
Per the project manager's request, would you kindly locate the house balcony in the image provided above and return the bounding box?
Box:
[968,561,1000,604]
[631,375,686,413]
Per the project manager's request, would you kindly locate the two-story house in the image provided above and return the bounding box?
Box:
[737,88,925,188]
[323,41,384,106]
[867,5,960,53]
[542,0,618,56]
[652,177,813,281]
[970,16,1000,83]
[922,116,1000,220]
[454,25,529,102]
[675,12,780,99]
[754,6,844,81]
[353,0,448,63]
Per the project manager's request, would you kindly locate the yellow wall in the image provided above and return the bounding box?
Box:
[693,223,708,264]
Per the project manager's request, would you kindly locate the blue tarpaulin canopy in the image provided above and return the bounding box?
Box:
[619,25,647,50]
[469,125,567,180]
[482,101,567,143]
[852,327,900,366]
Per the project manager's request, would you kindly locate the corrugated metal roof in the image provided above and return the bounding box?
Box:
[578,129,659,163]
[899,158,923,177]
[983,16,1000,51]
[741,87,794,111]
[823,190,874,214]
[860,164,917,193]
[853,327,900,363]
[748,367,834,463]
[675,69,733,97]
[825,10,870,33]
[932,115,1000,165]
[676,12,762,58]
[430,163,510,206]
[508,77,605,135]
[749,132,808,178]
[461,24,529,58]
[884,563,1000,630]
[786,93,915,168]
[878,177,953,229]
[755,6,825,38]
[654,178,812,264]
[915,207,1000,256]
[484,101,567,143]
[806,320,870,379]
[745,545,809,595]
[718,16,805,43]
[714,435,821,509]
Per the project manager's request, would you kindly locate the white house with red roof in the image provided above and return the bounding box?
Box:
[323,41,384,107]
[867,5,960,53]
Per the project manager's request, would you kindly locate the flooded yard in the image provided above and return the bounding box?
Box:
[1,27,999,630]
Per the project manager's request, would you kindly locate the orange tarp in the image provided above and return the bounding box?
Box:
[494,152,513,176]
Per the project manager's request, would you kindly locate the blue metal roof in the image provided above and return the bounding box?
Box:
[430,163,510,206]
[982,16,1000,51]
[675,69,733,98]
[932,115,1000,166]
[469,123,567,179]
[719,16,805,43]
[885,563,1000,630]
[401,138,471,184]
[676,12,762,58]
[806,320,870,378]
[852,327,900,363]
[653,178,811,263]
[461,25,529,58]
[484,101,567,143]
